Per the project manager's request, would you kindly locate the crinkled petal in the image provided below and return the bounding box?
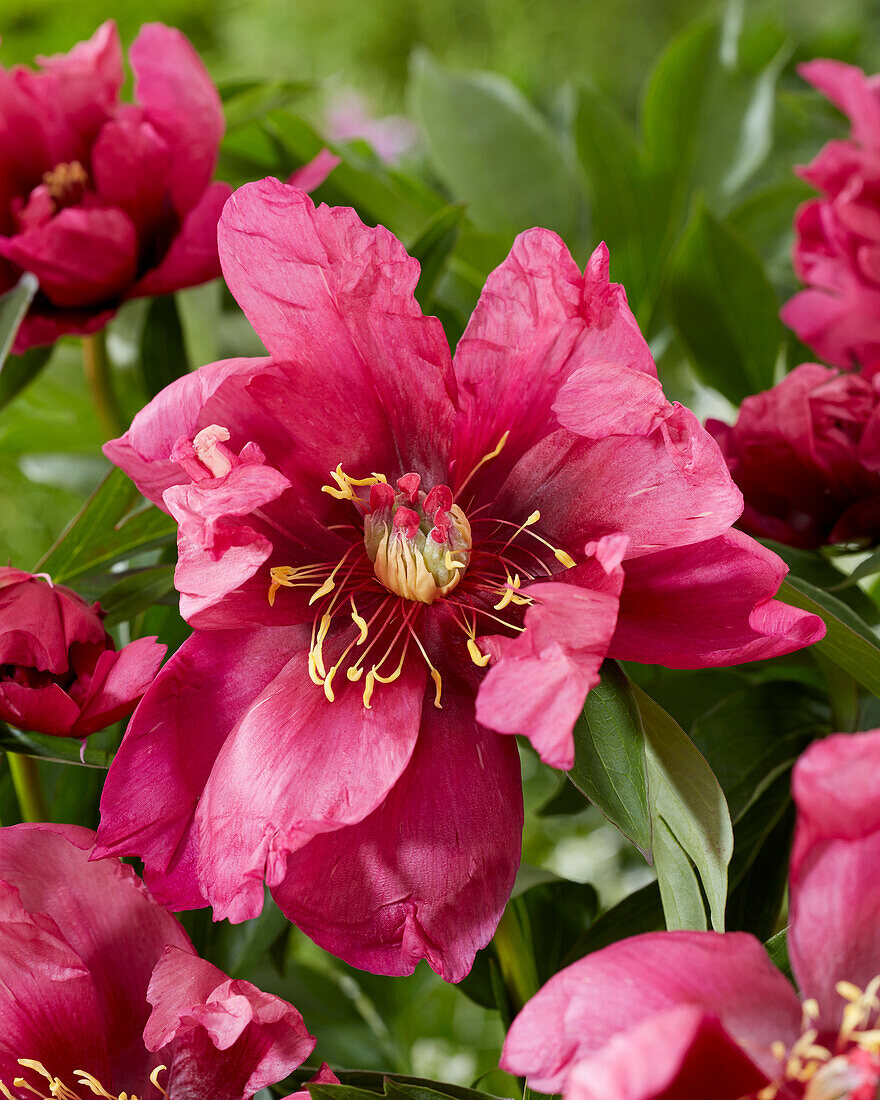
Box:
[609,530,825,667]
[71,636,166,736]
[564,1006,769,1100]
[130,23,224,215]
[272,688,522,981]
[218,179,456,479]
[103,356,271,507]
[552,359,670,440]
[195,649,425,923]
[94,629,302,911]
[475,564,623,770]
[0,823,191,1092]
[0,204,137,308]
[145,946,315,1100]
[500,931,801,1090]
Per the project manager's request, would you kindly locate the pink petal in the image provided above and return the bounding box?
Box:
[72,636,166,736]
[145,946,314,1100]
[287,148,342,191]
[565,1006,769,1100]
[475,565,623,770]
[0,877,108,1091]
[195,649,425,923]
[129,23,224,215]
[798,60,880,148]
[11,302,115,355]
[552,359,670,440]
[90,108,171,232]
[218,178,456,479]
[103,356,271,508]
[281,1062,340,1100]
[610,530,825,667]
[272,688,523,981]
[500,931,801,1090]
[0,678,81,735]
[94,628,302,910]
[130,180,231,299]
[0,204,137,308]
[788,730,880,1028]
[0,569,104,672]
[0,823,191,1091]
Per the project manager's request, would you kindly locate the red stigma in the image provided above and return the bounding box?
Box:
[393,506,420,539]
[397,473,421,503]
[424,484,453,516]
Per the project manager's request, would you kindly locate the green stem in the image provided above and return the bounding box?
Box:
[82,330,123,438]
[7,753,48,822]
[814,651,859,733]
[493,903,540,1016]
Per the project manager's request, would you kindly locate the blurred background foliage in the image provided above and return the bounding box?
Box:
[3,0,880,1096]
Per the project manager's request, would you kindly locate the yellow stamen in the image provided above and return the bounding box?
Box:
[347,665,364,681]
[148,1068,167,1099]
[430,667,443,708]
[309,577,335,605]
[362,670,376,708]
[554,548,577,568]
[74,1072,117,1098]
[455,430,510,499]
[467,638,491,667]
[443,551,466,572]
[321,464,386,500]
[323,664,338,702]
[350,597,368,644]
[311,614,332,679]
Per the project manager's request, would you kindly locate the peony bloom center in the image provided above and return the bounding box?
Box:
[362,474,472,603]
[757,979,880,1100]
[0,1059,167,1100]
[42,160,89,210]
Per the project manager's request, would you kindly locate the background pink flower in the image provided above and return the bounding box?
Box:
[707,362,880,547]
[95,179,822,983]
[0,823,316,1100]
[781,60,880,374]
[0,21,231,353]
[501,728,880,1100]
[0,567,164,737]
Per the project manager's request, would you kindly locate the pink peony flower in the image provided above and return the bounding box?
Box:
[0,21,231,353]
[94,179,823,981]
[0,822,316,1100]
[501,728,880,1100]
[0,567,165,737]
[707,362,880,548]
[781,61,880,374]
[325,91,418,164]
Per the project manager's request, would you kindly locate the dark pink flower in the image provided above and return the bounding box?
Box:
[707,362,880,548]
[94,180,823,981]
[782,60,880,374]
[501,728,880,1100]
[0,21,231,353]
[0,823,315,1100]
[0,567,165,737]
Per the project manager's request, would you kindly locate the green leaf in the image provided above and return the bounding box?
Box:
[303,1081,505,1100]
[140,294,190,398]
[93,565,177,626]
[0,722,113,768]
[636,686,733,932]
[36,468,177,584]
[0,274,49,409]
[562,881,663,965]
[691,681,829,822]
[408,50,582,242]
[779,575,880,698]
[568,661,651,855]
[409,203,466,311]
[764,928,793,981]
[0,346,53,410]
[669,202,783,402]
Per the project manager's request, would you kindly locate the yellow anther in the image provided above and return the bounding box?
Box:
[347,665,364,681]
[526,510,540,524]
[321,464,385,500]
[467,638,491,667]
[350,598,368,644]
[0,1084,17,1100]
[837,981,864,1002]
[148,1067,168,1098]
[309,576,335,605]
[362,670,376,709]
[307,652,323,685]
[268,565,297,606]
[455,430,510,499]
[310,614,332,679]
[443,551,466,571]
[430,667,443,708]
[323,665,338,702]
[771,1041,787,1061]
[554,549,577,568]
[75,1071,117,1098]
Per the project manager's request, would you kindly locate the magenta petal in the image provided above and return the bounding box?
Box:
[91,109,171,232]
[0,823,191,1090]
[129,23,225,215]
[287,148,342,191]
[500,931,801,1090]
[218,179,456,476]
[475,569,622,769]
[103,356,271,507]
[94,628,302,910]
[145,946,315,1100]
[0,679,81,735]
[564,1006,769,1100]
[798,60,880,147]
[0,878,109,1090]
[72,636,166,736]
[788,730,880,1027]
[552,359,670,440]
[610,530,825,667]
[195,652,425,923]
[272,691,523,981]
[0,204,137,308]
[130,180,231,299]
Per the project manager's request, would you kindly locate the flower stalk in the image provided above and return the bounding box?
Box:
[7,751,48,822]
[82,331,123,439]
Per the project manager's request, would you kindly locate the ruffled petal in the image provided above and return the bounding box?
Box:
[195,649,425,923]
[218,179,456,479]
[272,689,522,981]
[609,530,825,667]
[500,931,801,1090]
[145,946,314,1100]
[71,636,166,736]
